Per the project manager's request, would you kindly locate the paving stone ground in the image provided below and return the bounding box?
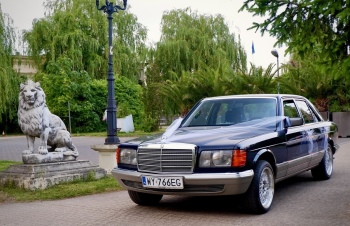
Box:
[1,136,350,226]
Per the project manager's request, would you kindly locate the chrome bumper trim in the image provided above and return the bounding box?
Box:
[112,168,254,196]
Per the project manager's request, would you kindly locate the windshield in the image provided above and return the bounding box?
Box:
[181,97,277,128]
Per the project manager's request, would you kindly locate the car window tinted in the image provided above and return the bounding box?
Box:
[187,101,214,126]
[295,100,316,124]
[182,97,277,127]
[283,100,299,118]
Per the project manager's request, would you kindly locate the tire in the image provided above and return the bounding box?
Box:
[311,145,333,180]
[243,160,275,214]
[128,190,163,206]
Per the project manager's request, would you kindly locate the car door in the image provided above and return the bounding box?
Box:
[294,99,326,168]
[283,99,311,176]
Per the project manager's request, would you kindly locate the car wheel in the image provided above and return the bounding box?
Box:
[311,145,333,180]
[128,190,163,206]
[243,160,275,214]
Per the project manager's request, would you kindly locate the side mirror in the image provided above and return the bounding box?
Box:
[284,117,292,128]
[284,117,303,128]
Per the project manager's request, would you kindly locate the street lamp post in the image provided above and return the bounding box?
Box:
[271,49,279,77]
[96,0,127,145]
[271,49,280,93]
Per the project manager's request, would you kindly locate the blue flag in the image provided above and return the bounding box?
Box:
[252,41,255,54]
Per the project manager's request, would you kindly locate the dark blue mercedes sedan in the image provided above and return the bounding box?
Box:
[112,94,339,214]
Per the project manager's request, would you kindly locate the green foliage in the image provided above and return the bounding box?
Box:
[34,56,144,132]
[111,5,148,82]
[240,0,350,79]
[35,57,100,132]
[231,63,277,94]
[155,8,247,80]
[115,76,144,130]
[142,8,248,128]
[24,0,107,78]
[141,114,159,133]
[277,53,350,112]
[24,0,148,81]
[0,6,23,128]
[142,82,163,132]
[240,0,350,112]
[160,68,225,116]
[20,0,148,133]
[159,64,277,115]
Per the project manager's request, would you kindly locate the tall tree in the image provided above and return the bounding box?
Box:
[154,8,247,79]
[24,0,148,81]
[0,5,22,127]
[142,8,248,129]
[240,0,350,76]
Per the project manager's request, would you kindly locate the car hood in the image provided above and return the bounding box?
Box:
[125,124,276,148]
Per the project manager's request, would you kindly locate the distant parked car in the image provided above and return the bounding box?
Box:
[112,94,339,214]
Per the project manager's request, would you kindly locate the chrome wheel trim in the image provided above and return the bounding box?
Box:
[259,166,274,209]
[325,147,333,176]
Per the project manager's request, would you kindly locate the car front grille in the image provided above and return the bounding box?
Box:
[137,143,196,173]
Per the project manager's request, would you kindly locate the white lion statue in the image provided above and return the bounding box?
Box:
[18,80,78,157]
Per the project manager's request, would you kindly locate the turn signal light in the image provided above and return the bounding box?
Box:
[232,149,246,167]
[116,147,120,163]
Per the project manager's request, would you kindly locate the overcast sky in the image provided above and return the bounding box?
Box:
[0,0,288,69]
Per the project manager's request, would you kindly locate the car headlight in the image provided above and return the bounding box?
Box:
[199,150,246,167]
[117,148,137,165]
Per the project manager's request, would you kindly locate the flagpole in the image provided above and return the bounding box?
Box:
[252,41,255,65]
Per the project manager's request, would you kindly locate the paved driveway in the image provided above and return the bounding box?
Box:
[1,137,350,226]
[0,135,135,165]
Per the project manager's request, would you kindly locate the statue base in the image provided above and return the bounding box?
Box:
[22,152,77,164]
[0,160,106,190]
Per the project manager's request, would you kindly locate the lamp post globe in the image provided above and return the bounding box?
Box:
[271,49,280,77]
[96,0,127,145]
[271,49,279,58]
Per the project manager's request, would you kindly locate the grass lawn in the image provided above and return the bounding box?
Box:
[0,161,124,203]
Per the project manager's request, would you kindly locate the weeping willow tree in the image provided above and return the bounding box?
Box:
[154,8,247,79]
[142,8,248,130]
[24,0,148,81]
[0,5,22,128]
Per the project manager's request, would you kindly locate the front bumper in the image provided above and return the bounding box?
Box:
[112,168,254,196]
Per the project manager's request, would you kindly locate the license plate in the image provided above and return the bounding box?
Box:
[141,176,184,189]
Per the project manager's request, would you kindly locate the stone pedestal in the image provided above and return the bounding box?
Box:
[90,144,119,174]
[0,160,106,190]
[22,152,76,164]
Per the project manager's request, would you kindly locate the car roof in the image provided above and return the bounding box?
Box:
[202,94,305,101]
